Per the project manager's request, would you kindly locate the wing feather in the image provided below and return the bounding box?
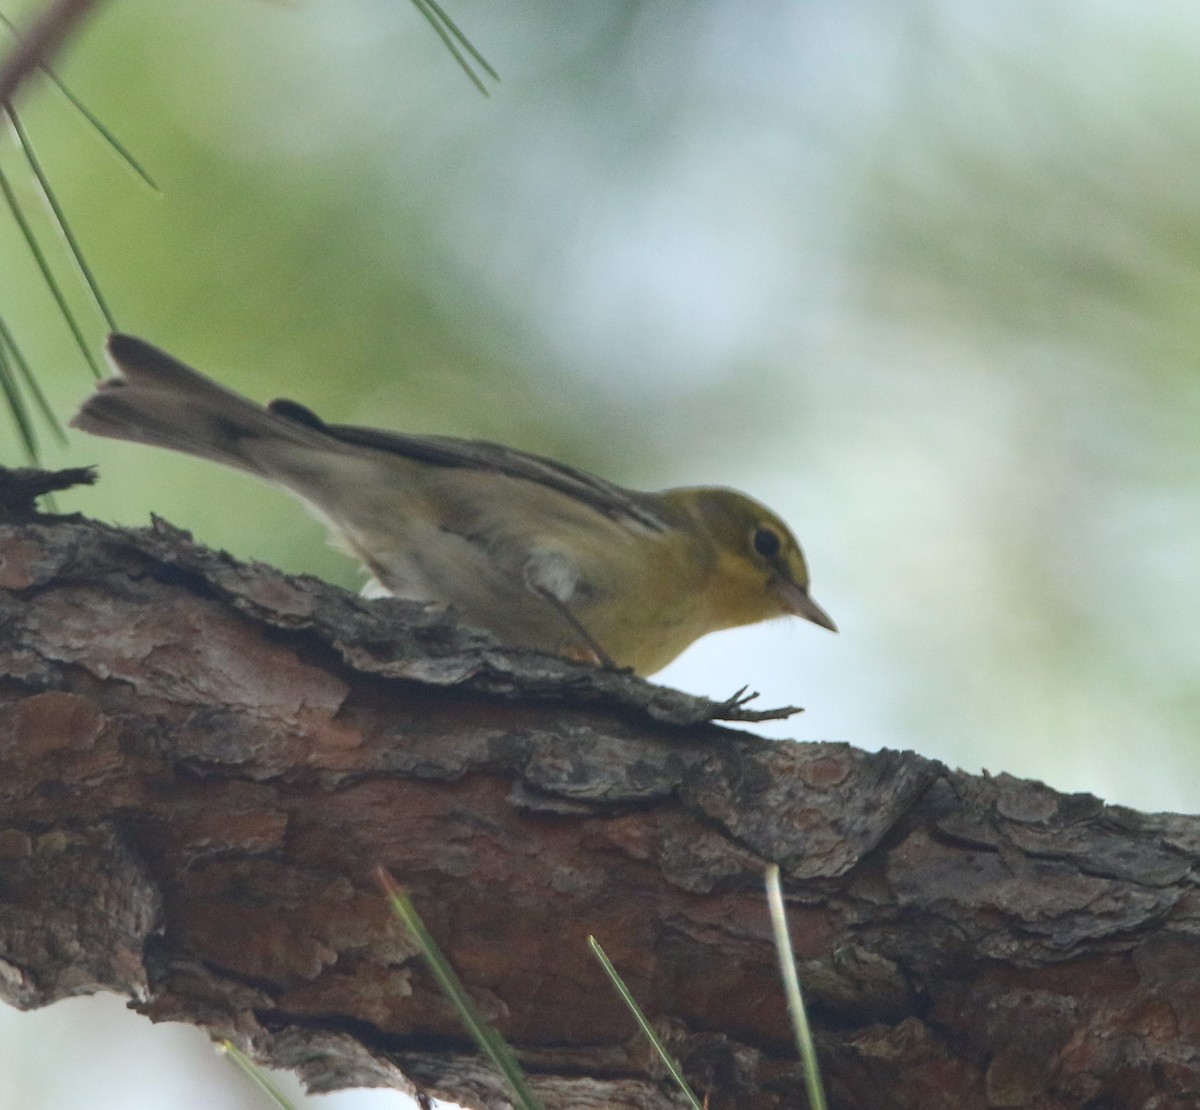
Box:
[266,399,668,533]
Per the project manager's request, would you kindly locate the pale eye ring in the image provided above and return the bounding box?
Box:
[752,526,781,559]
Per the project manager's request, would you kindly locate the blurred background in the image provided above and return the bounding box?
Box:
[3,0,1200,1105]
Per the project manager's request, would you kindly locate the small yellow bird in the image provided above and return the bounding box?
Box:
[73,335,835,675]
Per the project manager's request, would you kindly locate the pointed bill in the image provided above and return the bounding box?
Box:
[775,579,838,632]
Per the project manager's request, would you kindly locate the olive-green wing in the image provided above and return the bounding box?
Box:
[267,398,668,532]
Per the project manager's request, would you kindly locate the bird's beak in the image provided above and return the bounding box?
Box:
[775,579,838,632]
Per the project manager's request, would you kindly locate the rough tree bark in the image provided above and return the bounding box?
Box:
[1,466,1198,1110]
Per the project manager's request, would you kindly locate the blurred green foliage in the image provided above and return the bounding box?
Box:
[2,0,1199,814]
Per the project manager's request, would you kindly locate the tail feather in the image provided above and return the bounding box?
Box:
[72,334,332,474]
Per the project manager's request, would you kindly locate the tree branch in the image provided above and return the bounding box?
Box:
[0,0,107,105]
[1,466,1198,1109]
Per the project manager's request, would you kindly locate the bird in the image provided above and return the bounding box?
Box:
[72,334,836,676]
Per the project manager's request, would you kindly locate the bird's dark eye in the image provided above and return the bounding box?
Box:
[752,526,781,559]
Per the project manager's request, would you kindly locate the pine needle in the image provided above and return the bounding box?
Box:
[0,156,102,377]
[765,864,828,1110]
[408,0,499,96]
[0,10,159,190]
[0,329,37,459]
[0,306,65,446]
[219,1041,300,1110]
[587,935,704,1110]
[8,102,118,331]
[376,867,543,1110]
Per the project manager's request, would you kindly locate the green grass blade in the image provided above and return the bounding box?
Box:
[376,868,543,1110]
[0,307,66,445]
[765,865,828,1110]
[408,0,497,96]
[0,11,160,191]
[8,103,118,331]
[220,1040,299,1110]
[587,935,704,1110]
[0,158,102,377]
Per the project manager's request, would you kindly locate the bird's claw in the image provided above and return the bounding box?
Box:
[710,686,804,722]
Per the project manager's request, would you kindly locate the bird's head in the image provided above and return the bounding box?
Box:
[663,487,837,635]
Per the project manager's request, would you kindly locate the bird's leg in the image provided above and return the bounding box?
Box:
[530,584,621,670]
[523,551,628,671]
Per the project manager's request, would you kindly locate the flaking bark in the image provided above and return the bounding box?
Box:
[1,466,1198,1110]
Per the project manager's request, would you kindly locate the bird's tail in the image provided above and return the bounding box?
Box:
[71,334,335,475]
